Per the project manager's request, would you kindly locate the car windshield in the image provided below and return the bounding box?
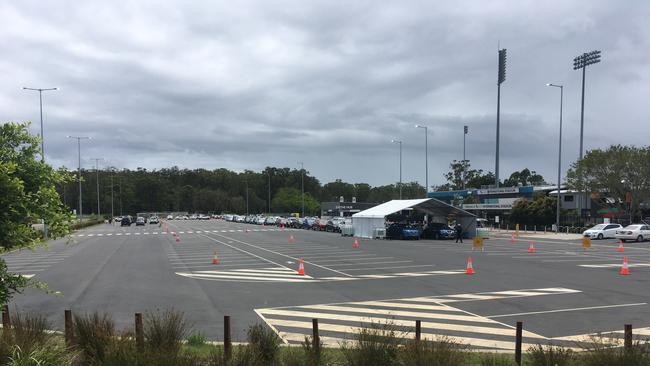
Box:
[624,225,642,230]
[590,224,606,230]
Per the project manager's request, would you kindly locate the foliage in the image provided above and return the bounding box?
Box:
[144,309,189,354]
[186,332,207,347]
[510,194,561,226]
[441,160,496,190]
[0,262,31,308]
[246,323,281,365]
[527,344,575,366]
[503,168,546,187]
[0,122,74,249]
[341,321,403,366]
[399,337,468,366]
[73,312,116,363]
[271,188,321,216]
[6,342,78,366]
[566,145,650,222]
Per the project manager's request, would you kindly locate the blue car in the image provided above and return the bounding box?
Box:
[421,223,456,240]
[386,223,421,240]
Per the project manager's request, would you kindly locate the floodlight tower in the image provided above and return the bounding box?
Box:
[573,50,601,161]
[495,49,506,187]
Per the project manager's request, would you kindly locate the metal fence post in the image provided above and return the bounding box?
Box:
[65,310,74,346]
[224,315,232,362]
[515,321,523,365]
[1,305,9,330]
[625,324,633,350]
[135,313,144,352]
[415,320,421,341]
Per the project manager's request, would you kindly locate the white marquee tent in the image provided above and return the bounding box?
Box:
[351,198,477,239]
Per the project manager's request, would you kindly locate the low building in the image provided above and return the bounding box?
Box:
[320,201,378,218]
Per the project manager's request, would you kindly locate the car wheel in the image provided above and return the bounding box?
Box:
[597,233,603,240]
[637,235,644,242]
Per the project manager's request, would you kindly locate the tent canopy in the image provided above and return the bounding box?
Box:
[351,198,477,239]
[352,198,476,219]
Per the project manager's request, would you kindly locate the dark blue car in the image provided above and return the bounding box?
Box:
[421,223,456,240]
[386,223,421,240]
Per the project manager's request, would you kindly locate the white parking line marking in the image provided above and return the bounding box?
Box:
[487,303,648,318]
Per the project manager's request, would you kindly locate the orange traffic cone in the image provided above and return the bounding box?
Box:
[618,240,624,253]
[281,224,285,231]
[353,239,359,249]
[465,257,475,275]
[528,241,536,253]
[510,234,515,244]
[298,258,305,276]
[620,256,630,275]
[212,251,220,265]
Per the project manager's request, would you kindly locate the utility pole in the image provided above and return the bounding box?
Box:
[267,172,271,213]
[495,48,507,188]
[415,125,429,196]
[110,170,114,220]
[546,83,564,232]
[391,140,403,199]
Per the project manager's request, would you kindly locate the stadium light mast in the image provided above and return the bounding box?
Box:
[546,83,564,233]
[22,87,58,162]
[573,50,601,161]
[391,140,403,199]
[495,48,507,188]
[463,125,468,189]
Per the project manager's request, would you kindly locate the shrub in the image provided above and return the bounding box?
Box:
[73,312,115,363]
[8,311,52,354]
[247,323,281,365]
[6,341,78,366]
[400,336,468,366]
[477,352,516,366]
[186,331,207,347]
[341,321,403,366]
[144,309,189,354]
[527,344,574,366]
[578,335,650,366]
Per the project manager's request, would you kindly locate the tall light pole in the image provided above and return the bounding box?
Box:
[22,87,58,162]
[267,171,271,213]
[92,158,103,218]
[298,162,305,217]
[547,83,564,233]
[245,175,249,216]
[495,48,507,188]
[573,50,601,161]
[67,136,90,222]
[414,125,428,196]
[110,168,115,220]
[391,140,403,199]
[463,125,468,189]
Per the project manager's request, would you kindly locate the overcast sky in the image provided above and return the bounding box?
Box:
[2,1,649,188]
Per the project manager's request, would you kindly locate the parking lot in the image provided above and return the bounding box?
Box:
[6,219,650,350]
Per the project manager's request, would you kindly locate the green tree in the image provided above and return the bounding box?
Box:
[441,160,496,190]
[503,168,546,187]
[271,187,320,215]
[322,179,356,202]
[566,145,650,221]
[0,122,73,304]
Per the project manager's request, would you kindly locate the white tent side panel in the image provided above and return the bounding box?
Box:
[352,217,385,238]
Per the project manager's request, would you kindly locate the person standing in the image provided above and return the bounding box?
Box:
[455,223,463,243]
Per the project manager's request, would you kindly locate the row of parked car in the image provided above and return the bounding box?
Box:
[223,214,351,232]
[582,223,650,242]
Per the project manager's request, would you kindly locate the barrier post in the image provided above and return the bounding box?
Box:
[1,305,9,330]
[65,310,74,346]
[624,324,633,350]
[224,316,232,362]
[515,321,523,365]
[312,318,320,354]
[135,313,144,352]
[415,320,421,342]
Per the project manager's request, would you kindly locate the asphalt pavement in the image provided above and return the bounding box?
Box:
[5,219,650,350]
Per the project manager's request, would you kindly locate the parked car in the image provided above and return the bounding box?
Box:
[135,217,146,226]
[311,219,328,231]
[120,217,131,226]
[264,217,277,225]
[615,224,650,242]
[149,216,160,224]
[582,223,623,239]
[386,223,421,240]
[166,215,173,220]
[301,217,316,230]
[287,218,300,228]
[421,222,456,240]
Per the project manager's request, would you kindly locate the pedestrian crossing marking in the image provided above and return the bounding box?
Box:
[580,263,650,268]
[256,287,580,349]
[176,267,316,282]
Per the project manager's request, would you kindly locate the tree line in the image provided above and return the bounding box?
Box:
[57,167,427,217]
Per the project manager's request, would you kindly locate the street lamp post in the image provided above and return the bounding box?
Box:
[110,168,115,220]
[67,136,90,223]
[93,158,102,218]
[22,87,58,162]
[463,126,468,189]
[391,140,403,199]
[267,172,271,213]
[415,125,428,196]
[546,83,564,233]
[298,162,304,217]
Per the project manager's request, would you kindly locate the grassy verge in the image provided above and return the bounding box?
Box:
[0,309,648,365]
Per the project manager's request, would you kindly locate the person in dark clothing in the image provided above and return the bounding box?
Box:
[455,223,463,243]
